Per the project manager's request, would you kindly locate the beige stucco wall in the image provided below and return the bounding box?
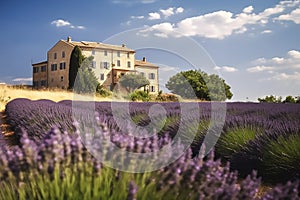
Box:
[135,66,159,94]
[32,62,47,88]
[47,41,74,89]
[82,48,135,90]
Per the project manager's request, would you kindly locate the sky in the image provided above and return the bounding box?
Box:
[0,0,299,101]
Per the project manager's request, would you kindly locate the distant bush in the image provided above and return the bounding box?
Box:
[130,90,150,102]
[155,92,179,102]
[96,84,111,97]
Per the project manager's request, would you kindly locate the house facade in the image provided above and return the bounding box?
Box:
[32,36,159,93]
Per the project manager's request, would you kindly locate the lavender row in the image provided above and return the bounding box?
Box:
[0,122,299,199]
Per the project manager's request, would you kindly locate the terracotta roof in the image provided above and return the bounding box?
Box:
[32,61,47,66]
[62,40,135,52]
[135,60,159,68]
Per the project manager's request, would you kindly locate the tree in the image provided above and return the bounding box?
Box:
[69,46,84,89]
[119,73,150,93]
[165,70,233,101]
[258,95,279,103]
[73,56,99,94]
[283,95,296,103]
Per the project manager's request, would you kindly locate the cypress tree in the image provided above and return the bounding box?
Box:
[68,46,84,89]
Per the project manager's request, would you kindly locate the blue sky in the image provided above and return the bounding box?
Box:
[0,0,299,101]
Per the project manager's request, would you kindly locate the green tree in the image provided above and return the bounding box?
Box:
[283,95,296,103]
[73,56,99,94]
[165,70,233,101]
[119,73,150,93]
[69,46,84,89]
[258,95,282,103]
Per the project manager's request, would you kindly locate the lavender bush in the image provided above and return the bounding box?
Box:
[4,99,300,185]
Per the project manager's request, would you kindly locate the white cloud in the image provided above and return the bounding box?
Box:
[160,7,175,18]
[148,12,161,20]
[214,66,238,72]
[276,7,300,24]
[51,19,85,29]
[247,66,275,72]
[139,1,298,39]
[261,29,272,34]
[288,50,300,58]
[131,15,145,19]
[112,0,157,5]
[176,7,184,14]
[243,6,254,14]
[12,77,33,82]
[269,72,300,80]
[51,19,71,27]
[247,50,300,83]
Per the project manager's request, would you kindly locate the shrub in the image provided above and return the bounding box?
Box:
[130,90,150,102]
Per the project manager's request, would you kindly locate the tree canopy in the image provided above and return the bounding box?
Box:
[258,95,300,103]
[119,73,150,93]
[69,46,84,89]
[166,70,233,101]
[73,56,99,94]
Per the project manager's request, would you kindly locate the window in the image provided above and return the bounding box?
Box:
[54,53,57,59]
[140,72,145,77]
[51,64,57,71]
[101,62,110,69]
[150,86,155,92]
[127,53,130,59]
[90,61,96,68]
[41,65,46,72]
[149,73,155,79]
[117,60,121,67]
[92,50,96,55]
[117,51,120,57]
[60,62,66,70]
[33,81,39,87]
[41,80,46,87]
[62,51,65,58]
[33,67,39,73]
[100,73,105,80]
[127,61,131,68]
[104,50,108,56]
[61,76,64,82]
[51,78,54,82]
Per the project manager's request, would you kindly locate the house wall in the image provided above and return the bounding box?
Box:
[32,63,47,89]
[82,48,135,90]
[135,66,159,94]
[47,41,73,89]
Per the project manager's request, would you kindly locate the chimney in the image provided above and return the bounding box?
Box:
[122,44,126,47]
[142,57,146,62]
[67,36,72,42]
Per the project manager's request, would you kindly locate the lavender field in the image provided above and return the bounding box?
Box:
[1,98,300,199]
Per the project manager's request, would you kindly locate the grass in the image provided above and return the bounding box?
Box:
[0,85,112,112]
[261,134,300,183]
[216,127,257,160]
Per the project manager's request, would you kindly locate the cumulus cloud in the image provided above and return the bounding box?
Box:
[176,7,184,14]
[276,7,300,24]
[148,12,161,20]
[51,19,71,27]
[269,72,300,81]
[243,6,254,14]
[160,7,175,18]
[139,1,299,39]
[214,66,238,72]
[51,19,85,29]
[247,50,300,81]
